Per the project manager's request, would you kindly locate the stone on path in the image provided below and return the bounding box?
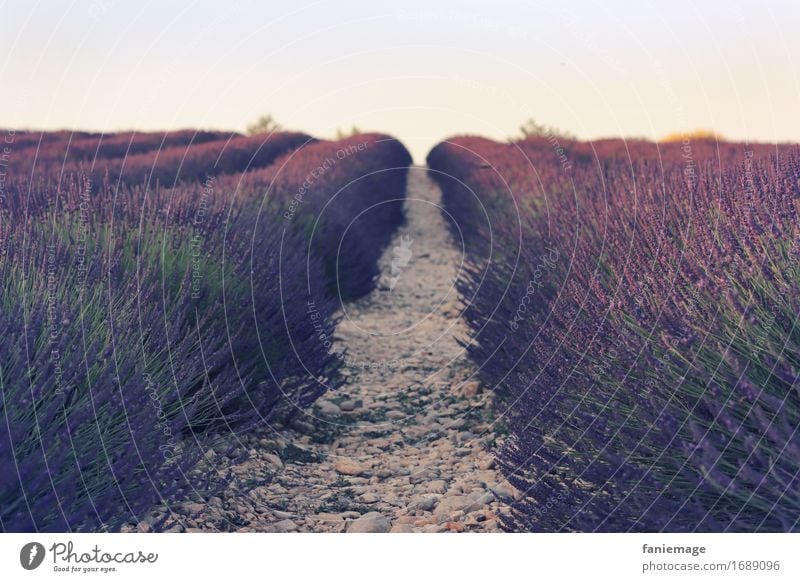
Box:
[348,513,392,533]
[274,519,299,532]
[316,400,341,415]
[334,458,369,476]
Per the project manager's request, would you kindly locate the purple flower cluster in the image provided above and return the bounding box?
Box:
[4,129,233,179]
[94,132,314,187]
[19,132,313,188]
[241,133,411,300]
[1,130,410,531]
[1,216,218,531]
[428,135,800,532]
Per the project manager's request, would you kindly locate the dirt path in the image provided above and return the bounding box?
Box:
[157,169,512,533]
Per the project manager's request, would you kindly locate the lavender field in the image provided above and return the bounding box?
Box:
[1,126,797,536]
[3,14,800,578]
[428,135,800,531]
[0,130,414,531]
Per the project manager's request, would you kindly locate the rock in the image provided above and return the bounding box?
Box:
[460,381,482,397]
[449,510,466,521]
[347,513,391,533]
[465,511,488,526]
[334,458,369,476]
[315,513,344,522]
[316,400,341,415]
[441,303,460,317]
[477,457,496,470]
[474,491,494,506]
[290,419,314,433]
[274,519,299,532]
[375,469,394,479]
[213,441,231,454]
[273,510,295,519]
[409,468,439,485]
[339,399,362,412]
[394,516,418,525]
[433,495,478,516]
[258,438,285,452]
[491,482,517,502]
[136,522,151,533]
[184,503,205,515]
[263,453,284,470]
[427,480,448,494]
[232,502,251,515]
[445,521,466,532]
[385,410,406,420]
[360,493,379,504]
[390,524,414,533]
[408,497,437,512]
[422,524,447,533]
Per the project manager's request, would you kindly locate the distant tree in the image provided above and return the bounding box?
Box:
[246,114,281,136]
[335,125,362,139]
[514,118,575,141]
[660,129,725,143]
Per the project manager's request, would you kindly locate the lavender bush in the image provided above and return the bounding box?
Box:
[239,133,411,300]
[5,129,234,180]
[1,129,411,531]
[429,136,800,532]
[4,132,312,190]
[0,217,217,531]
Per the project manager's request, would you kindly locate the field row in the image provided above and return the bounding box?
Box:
[428,135,800,531]
[0,130,411,531]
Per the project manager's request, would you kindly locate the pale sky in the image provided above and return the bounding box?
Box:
[2,0,799,161]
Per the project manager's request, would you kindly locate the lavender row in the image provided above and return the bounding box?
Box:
[428,135,800,532]
[0,132,411,531]
[5,132,313,189]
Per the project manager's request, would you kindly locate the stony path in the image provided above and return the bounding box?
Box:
[154,170,514,533]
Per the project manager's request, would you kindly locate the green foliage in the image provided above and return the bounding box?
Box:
[515,118,575,141]
[246,114,281,136]
[335,125,362,139]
